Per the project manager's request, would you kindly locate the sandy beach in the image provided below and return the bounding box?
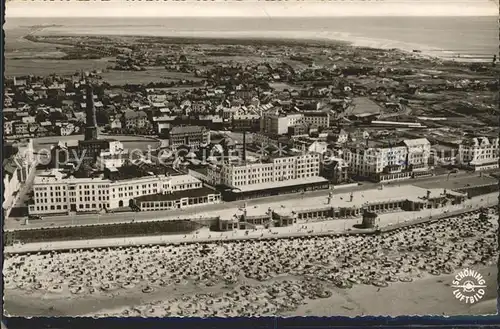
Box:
[4,207,498,317]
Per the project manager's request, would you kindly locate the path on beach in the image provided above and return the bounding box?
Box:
[5,192,498,254]
[6,172,497,231]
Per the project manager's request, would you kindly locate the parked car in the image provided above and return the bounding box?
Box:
[28,215,43,220]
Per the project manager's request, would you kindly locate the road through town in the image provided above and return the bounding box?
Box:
[6,171,496,230]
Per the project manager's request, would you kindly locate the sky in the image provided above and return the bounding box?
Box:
[5,0,499,18]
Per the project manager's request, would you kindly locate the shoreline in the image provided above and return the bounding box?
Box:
[26,27,490,63]
[6,264,496,317]
[4,206,497,317]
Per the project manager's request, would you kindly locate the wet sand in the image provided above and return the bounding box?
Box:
[6,265,496,317]
[4,208,498,317]
[288,265,497,316]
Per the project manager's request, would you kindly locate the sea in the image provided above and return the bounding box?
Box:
[4,16,498,61]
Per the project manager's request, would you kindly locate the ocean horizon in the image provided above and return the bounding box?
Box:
[5,16,498,61]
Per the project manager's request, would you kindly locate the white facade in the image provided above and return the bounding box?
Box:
[96,141,128,169]
[3,165,21,217]
[302,112,330,128]
[208,153,321,188]
[343,145,408,177]
[459,137,499,171]
[403,138,431,170]
[343,138,433,179]
[261,112,303,135]
[28,170,203,215]
[3,139,36,217]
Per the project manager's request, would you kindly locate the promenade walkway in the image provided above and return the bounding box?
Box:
[5,192,497,254]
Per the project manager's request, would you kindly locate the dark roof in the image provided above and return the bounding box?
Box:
[135,187,219,202]
[123,109,147,120]
[78,138,117,146]
[170,125,206,135]
[3,158,18,177]
[303,111,330,117]
[106,164,170,180]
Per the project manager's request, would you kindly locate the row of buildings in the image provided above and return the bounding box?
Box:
[3,139,37,218]
[27,132,497,216]
[26,82,221,217]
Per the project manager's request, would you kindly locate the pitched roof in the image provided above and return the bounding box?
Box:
[123,109,147,120]
[170,125,206,135]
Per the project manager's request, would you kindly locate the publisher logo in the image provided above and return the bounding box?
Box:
[451,268,486,304]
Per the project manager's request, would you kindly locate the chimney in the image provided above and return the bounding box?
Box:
[242,130,247,162]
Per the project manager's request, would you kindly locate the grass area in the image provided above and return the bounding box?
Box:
[5,58,111,77]
[100,68,203,85]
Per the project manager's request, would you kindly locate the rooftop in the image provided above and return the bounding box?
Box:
[123,109,147,120]
[170,125,206,135]
[262,185,466,214]
[135,187,219,202]
[403,138,430,147]
[170,174,202,186]
[233,176,328,193]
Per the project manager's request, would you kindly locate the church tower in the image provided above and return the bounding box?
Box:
[84,80,98,141]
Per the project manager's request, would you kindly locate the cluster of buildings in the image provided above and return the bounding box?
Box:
[5,41,498,219]
[3,139,36,218]
[29,167,221,216]
[26,82,221,217]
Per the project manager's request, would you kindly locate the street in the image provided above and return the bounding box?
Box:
[5,191,498,254]
[5,170,496,231]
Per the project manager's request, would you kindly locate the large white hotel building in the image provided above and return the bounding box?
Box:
[458,136,499,171]
[342,138,433,182]
[207,152,322,188]
[29,168,216,215]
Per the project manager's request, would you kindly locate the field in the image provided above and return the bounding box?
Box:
[100,68,203,86]
[6,58,112,77]
[5,28,104,76]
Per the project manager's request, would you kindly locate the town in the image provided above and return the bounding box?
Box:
[3,33,499,317]
[4,36,499,220]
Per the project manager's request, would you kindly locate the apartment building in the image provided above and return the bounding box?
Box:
[231,114,261,132]
[4,121,13,136]
[342,138,432,182]
[167,125,210,150]
[403,138,432,173]
[208,153,321,188]
[260,111,303,136]
[459,136,499,171]
[3,139,36,218]
[302,111,330,128]
[122,110,148,129]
